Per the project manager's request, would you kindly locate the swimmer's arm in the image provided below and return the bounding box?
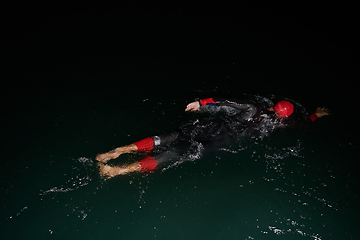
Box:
[185,98,216,111]
[309,107,330,121]
[185,101,200,111]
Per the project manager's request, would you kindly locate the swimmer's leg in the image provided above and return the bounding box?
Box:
[96,131,180,163]
[98,161,142,178]
[96,144,138,163]
[98,151,180,178]
[96,137,157,163]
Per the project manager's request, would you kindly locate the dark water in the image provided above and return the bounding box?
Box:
[1,2,359,240]
[2,93,359,239]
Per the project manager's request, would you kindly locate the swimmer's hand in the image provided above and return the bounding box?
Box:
[185,101,200,112]
[315,107,331,118]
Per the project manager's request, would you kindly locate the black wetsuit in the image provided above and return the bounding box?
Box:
[149,98,262,165]
[135,97,319,172]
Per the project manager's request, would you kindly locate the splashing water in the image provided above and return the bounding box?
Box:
[252,114,286,140]
[40,157,94,196]
[161,95,291,171]
[161,140,204,172]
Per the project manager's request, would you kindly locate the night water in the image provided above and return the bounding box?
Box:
[1,92,358,240]
[1,3,359,239]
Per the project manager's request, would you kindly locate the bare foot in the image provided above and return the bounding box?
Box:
[96,145,138,163]
[96,151,120,163]
[98,161,142,179]
[98,162,122,179]
[96,153,111,163]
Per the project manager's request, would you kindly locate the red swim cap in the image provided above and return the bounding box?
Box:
[274,100,294,117]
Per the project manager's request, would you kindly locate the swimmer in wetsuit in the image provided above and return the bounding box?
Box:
[96,97,330,178]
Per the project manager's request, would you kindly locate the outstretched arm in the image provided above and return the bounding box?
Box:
[309,107,331,121]
[185,101,201,111]
[185,98,216,111]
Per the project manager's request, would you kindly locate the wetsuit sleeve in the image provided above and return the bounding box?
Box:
[309,113,319,122]
[200,98,216,106]
[297,113,319,126]
[199,97,261,125]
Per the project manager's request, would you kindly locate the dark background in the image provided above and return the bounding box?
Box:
[1,1,359,136]
[1,2,359,239]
